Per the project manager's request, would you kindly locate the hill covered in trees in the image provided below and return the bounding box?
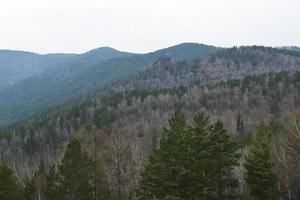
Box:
[1,45,300,199]
[0,50,77,89]
[0,43,217,125]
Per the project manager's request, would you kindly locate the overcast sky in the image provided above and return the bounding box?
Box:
[0,0,299,54]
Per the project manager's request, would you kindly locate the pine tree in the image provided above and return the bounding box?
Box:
[135,111,241,200]
[137,109,189,199]
[244,124,279,200]
[0,163,24,200]
[184,112,210,198]
[205,120,240,199]
[57,138,94,200]
[45,165,60,200]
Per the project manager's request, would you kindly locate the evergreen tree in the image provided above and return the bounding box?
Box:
[137,109,189,199]
[135,111,241,199]
[45,165,60,200]
[189,115,240,199]
[0,163,24,200]
[185,112,210,198]
[57,138,94,200]
[244,124,279,200]
[205,120,240,199]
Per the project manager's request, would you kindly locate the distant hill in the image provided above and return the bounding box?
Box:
[0,43,217,125]
[0,47,135,90]
[281,46,300,52]
[0,50,77,89]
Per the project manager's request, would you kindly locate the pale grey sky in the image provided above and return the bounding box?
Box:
[0,0,299,54]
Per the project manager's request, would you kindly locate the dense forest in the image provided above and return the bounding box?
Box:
[1,108,300,199]
[1,46,300,199]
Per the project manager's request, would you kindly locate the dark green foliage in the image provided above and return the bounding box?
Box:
[136,110,240,199]
[94,106,115,129]
[244,124,279,200]
[57,138,94,200]
[27,138,96,200]
[0,163,24,200]
[136,109,189,199]
[45,166,60,200]
[204,121,241,199]
[189,116,241,199]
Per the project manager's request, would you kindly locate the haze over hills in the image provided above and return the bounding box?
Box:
[1,45,300,176]
[0,43,217,125]
[1,0,300,198]
[0,46,135,89]
[2,44,300,199]
[0,50,77,89]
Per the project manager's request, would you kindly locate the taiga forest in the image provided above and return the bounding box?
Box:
[1,0,300,199]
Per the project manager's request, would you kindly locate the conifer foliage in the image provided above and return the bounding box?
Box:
[244,124,279,200]
[136,109,241,199]
[34,138,94,200]
[57,138,94,200]
[0,163,24,200]
[45,165,60,200]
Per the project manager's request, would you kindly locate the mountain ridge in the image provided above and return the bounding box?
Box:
[0,43,217,125]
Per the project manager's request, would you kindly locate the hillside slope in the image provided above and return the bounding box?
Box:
[0,50,77,89]
[0,43,217,125]
[1,46,300,172]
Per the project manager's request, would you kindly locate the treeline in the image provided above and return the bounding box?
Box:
[2,109,300,199]
[105,46,300,94]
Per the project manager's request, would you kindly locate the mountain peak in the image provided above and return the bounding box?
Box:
[84,46,120,54]
[150,43,218,61]
[79,47,133,62]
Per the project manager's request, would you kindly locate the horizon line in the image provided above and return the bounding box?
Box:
[0,42,299,55]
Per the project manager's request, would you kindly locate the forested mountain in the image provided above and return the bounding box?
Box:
[0,43,217,125]
[0,46,299,167]
[104,46,300,93]
[0,50,76,89]
[0,47,134,90]
[1,45,300,199]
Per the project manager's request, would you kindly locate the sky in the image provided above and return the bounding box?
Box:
[0,0,299,54]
